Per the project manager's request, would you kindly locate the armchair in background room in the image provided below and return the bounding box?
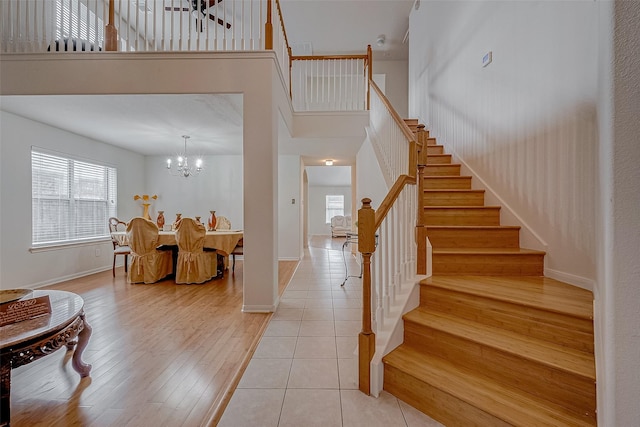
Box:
[175,218,217,284]
[108,217,131,277]
[330,215,352,237]
[126,217,173,284]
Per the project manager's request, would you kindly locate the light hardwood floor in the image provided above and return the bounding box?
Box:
[8,260,298,427]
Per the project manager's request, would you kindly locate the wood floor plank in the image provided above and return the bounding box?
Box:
[7,260,297,427]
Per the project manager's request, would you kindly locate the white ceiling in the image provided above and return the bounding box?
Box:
[306,165,352,187]
[0,1,414,186]
[1,94,244,156]
[281,0,414,61]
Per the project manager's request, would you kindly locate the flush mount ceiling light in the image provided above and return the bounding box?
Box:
[166,135,203,178]
[325,160,334,166]
[376,34,386,47]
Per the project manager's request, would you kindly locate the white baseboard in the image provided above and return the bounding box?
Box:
[24,266,112,290]
[544,268,596,292]
[242,305,277,313]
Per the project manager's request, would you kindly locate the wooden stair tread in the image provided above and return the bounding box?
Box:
[384,347,595,427]
[423,275,594,320]
[424,206,501,211]
[423,175,472,179]
[433,247,545,255]
[424,189,485,193]
[404,309,595,379]
[426,225,520,230]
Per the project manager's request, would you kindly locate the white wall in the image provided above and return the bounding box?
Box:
[278,155,302,260]
[356,134,389,211]
[409,1,598,286]
[374,60,409,119]
[0,111,144,288]
[308,186,352,235]
[595,1,640,425]
[144,155,244,229]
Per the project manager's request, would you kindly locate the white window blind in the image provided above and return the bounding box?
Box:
[325,195,344,223]
[32,149,117,247]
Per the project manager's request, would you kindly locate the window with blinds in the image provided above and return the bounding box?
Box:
[325,195,345,224]
[32,149,117,247]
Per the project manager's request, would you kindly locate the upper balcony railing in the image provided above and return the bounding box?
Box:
[0,0,370,111]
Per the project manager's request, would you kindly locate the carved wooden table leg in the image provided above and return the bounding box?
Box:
[1,356,11,427]
[71,313,92,377]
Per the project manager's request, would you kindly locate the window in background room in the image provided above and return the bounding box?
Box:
[32,149,117,247]
[325,195,344,223]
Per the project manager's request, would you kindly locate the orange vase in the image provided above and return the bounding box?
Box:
[156,211,165,229]
[172,213,182,230]
[208,210,217,231]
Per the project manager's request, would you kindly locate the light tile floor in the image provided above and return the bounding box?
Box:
[219,238,444,427]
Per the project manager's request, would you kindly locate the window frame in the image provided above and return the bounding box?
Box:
[325,194,345,224]
[31,147,117,250]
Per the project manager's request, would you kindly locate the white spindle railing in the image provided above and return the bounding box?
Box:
[272,0,289,90]
[370,184,417,333]
[291,56,369,111]
[0,0,271,53]
[369,81,412,187]
[358,78,422,395]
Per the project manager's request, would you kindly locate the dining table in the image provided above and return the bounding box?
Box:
[111,229,243,258]
[111,229,243,277]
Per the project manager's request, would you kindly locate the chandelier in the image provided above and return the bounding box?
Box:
[166,135,203,177]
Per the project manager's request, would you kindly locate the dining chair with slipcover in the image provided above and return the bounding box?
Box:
[126,217,173,284]
[108,217,131,277]
[231,238,243,274]
[175,217,217,284]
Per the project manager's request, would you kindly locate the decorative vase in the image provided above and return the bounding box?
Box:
[208,210,217,231]
[156,211,165,229]
[142,203,151,220]
[172,213,182,230]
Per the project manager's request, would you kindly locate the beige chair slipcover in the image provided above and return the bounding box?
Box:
[127,217,173,284]
[175,217,217,284]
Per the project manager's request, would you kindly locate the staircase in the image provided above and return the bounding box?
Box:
[382,121,596,426]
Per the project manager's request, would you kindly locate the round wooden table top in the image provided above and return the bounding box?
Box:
[0,290,84,350]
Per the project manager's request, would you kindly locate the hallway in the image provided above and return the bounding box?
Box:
[219,236,443,426]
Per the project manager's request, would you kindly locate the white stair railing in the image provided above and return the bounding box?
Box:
[358,80,425,396]
[369,80,411,187]
[0,0,269,53]
[371,183,417,334]
[290,55,369,111]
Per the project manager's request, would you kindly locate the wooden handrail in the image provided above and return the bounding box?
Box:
[370,80,416,144]
[374,174,416,230]
[290,54,369,61]
[274,0,291,52]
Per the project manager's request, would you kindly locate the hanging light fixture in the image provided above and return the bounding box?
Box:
[166,135,203,178]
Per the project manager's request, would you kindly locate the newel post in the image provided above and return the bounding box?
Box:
[265,0,274,50]
[358,198,376,395]
[105,0,118,51]
[416,124,428,275]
